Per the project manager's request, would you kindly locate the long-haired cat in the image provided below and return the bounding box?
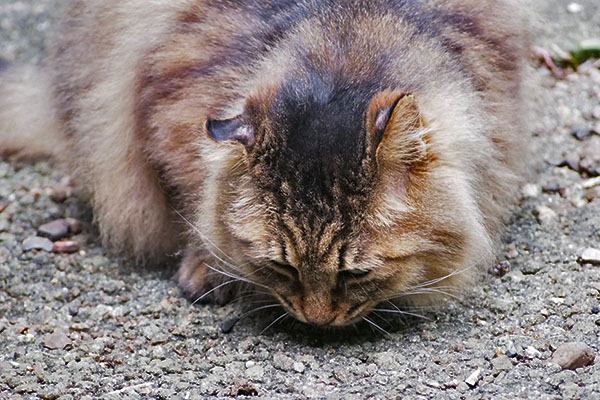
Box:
[0,0,528,326]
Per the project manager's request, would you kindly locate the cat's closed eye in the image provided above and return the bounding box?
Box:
[340,269,372,279]
[269,260,299,280]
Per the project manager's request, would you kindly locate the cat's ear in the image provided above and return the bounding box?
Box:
[367,90,426,162]
[206,115,255,147]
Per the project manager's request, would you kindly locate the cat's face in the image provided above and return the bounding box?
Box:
[205,82,485,326]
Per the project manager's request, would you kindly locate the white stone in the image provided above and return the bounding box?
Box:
[581,248,600,265]
[522,183,541,198]
[293,362,305,373]
[583,177,600,189]
[465,369,481,388]
[567,3,583,13]
[537,205,557,225]
[526,346,542,359]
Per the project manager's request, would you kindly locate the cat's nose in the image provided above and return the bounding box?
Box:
[302,298,337,326]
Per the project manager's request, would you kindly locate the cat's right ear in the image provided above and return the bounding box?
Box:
[206,115,255,147]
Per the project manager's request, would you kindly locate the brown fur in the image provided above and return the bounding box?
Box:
[0,0,529,326]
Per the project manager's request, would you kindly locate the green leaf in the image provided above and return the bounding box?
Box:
[570,38,600,66]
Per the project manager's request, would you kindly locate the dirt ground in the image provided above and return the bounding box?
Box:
[1,1,599,399]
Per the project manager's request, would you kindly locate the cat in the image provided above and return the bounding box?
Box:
[0,0,528,327]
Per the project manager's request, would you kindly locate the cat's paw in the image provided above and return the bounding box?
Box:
[177,246,237,305]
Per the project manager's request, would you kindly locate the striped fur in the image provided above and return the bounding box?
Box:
[0,0,529,326]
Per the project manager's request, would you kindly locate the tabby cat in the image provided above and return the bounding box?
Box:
[0,0,528,326]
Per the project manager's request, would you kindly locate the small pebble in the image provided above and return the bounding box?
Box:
[542,181,562,194]
[521,183,541,199]
[230,381,259,397]
[593,105,600,120]
[48,186,69,203]
[53,240,81,253]
[443,379,459,389]
[464,369,481,388]
[491,355,513,372]
[562,151,580,172]
[42,331,72,350]
[22,236,54,252]
[505,343,519,358]
[505,243,519,259]
[567,2,583,13]
[0,219,9,232]
[571,126,591,141]
[491,261,511,277]
[583,177,600,189]
[47,206,64,219]
[536,205,557,225]
[551,342,595,370]
[525,346,542,359]
[65,218,83,234]
[584,187,600,202]
[38,219,70,241]
[221,317,239,334]
[293,362,305,373]
[17,325,29,334]
[579,248,600,265]
[592,306,599,315]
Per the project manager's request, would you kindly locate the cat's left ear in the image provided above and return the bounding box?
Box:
[206,115,255,147]
[366,90,427,162]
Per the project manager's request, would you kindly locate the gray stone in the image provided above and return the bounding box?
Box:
[38,219,70,241]
[491,356,513,373]
[22,236,54,252]
[245,365,265,381]
[272,353,294,372]
[42,331,72,350]
[537,205,558,225]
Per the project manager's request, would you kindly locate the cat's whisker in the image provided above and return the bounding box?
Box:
[403,287,463,301]
[381,263,481,305]
[206,248,247,274]
[245,263,273,278]
[237,299,280,308]
[237,303,282,321]
[203,263,271,291]
[383,300,410,324]
[362,316,392,338]
[173,209,238,265]
[192,278,239,305]
[355,280,375,302]
[260,312,289,335]
[409,264,478,290]
[371,308,431,321]
[370,311,394,328]
[229,290,272,304]
[383,287,462,303]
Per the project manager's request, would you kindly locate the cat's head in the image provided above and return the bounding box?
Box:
[201,75,491,326]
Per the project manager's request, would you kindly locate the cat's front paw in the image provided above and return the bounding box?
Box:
[177,246,237,305]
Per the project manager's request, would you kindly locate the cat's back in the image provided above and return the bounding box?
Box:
[42,0,527,259]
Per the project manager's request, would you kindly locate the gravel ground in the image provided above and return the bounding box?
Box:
[1,1,600,399]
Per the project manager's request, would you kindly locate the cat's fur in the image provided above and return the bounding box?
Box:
[0,0,528,326]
